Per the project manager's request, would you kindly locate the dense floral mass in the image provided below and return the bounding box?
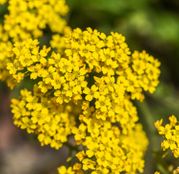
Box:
[9,28,160,173]
[0,0,165,174]
[4,0,68,40]
[0,0,68,88]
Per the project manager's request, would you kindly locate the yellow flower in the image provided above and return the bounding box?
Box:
[155,115,179,158]
[58,166,75,174]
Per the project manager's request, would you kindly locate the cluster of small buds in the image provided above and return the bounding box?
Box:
[155,115,179,158]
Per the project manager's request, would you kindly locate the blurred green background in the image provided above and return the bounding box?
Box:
[1,0,179,173]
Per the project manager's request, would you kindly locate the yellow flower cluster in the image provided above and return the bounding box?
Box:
[6,39,51,88]
[63,123,148,174]
[8,28,161,173]
[3,0,68,40]
[0,25,12,86]
[11,87,76,149]
[0,0,68,87]
[0,1,162,172]
[155,115,179,158]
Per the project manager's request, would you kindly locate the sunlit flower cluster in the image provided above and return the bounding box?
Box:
[0,1,162,173]
[9,28,161,173]
[155,115,179,158]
